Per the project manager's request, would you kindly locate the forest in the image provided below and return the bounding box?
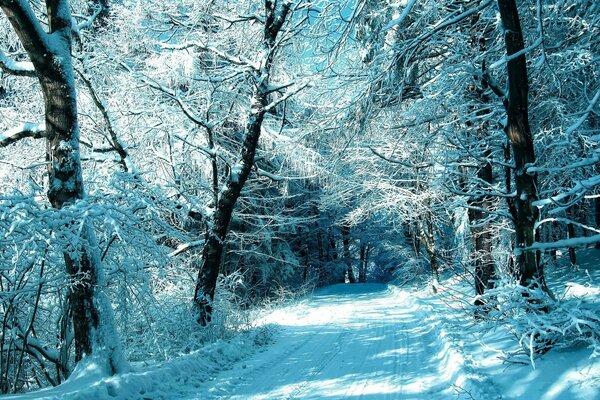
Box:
[0,0,598,398]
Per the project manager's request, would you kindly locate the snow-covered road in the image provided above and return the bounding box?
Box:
[8,277,599,399]
[196,284,476,399]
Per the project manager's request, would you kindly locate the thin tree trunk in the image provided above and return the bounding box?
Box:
[341,224,356,283]
[596,197,600,249]
[566,207,577,266]
[469,153,496,296]
[359,244,369,283]
[194,0,292,325]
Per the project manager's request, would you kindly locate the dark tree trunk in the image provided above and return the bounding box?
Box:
[418,207,439,281]
[328,230,345,283]
[1,0,125,373]
[194,0,292,325]
[341,224,356,283]
[596,197,600,249]
[359,244,369,283]
[465,11,496,299]
[566,207,577,266]
[497,0,543,288]
[359,243,365,281]
[469,157,496,296]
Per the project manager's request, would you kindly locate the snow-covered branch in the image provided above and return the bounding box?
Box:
[384,0,417,31]
[564,88,600,136]
[0,123,47,147]
[533,175,600,213]
[162,42,259,71]
[521,234,600,252]
[263,82,309,113]
[0,48,35,77]
[168,239,206,257]
[368,147,432,169]
[490,35,543,69]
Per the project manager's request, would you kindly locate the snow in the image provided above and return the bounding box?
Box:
[384,0,418,32]
[6,254,599,400]
[0,123,46,144]
[0,49,35,75]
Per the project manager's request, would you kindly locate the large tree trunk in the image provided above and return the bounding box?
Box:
[194,0,291,325]
[1,0,125,373]
[497,0,543,288]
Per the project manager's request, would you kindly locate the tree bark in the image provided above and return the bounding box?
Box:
[596,197,600,249]
[0,0,125,373]
[341,224,356,283]
[359,244,369,283]
[497,0,543,288]
[566,207,577,266]
[469,156,496,296]
[194,0,291,325]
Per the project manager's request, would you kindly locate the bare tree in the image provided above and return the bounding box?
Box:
[194,0,296,325]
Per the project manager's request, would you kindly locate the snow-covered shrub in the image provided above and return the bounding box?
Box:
[478,282,600,365]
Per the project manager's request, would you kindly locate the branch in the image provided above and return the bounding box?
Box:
[564,88,600,136]
[121,61,215,131]
[263,82,309,113]
[521,234,600,253]
[76,68,135,172]
[257,168,285,181]
[162,42,259,70]
[74,4,103,32]
[168,239,206,257]
[369,146,432,169]
[384,0,418,31]
[214,12,265,25]
[0,0,51,69]
[527,155,600,174]
[0,48,35,77]
[0,123,47,147]
[532,175,600,215]
[490,35,543,69]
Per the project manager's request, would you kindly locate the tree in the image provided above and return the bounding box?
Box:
[0,0,126,373]
[194,0,297,325]
[493,0,542,289]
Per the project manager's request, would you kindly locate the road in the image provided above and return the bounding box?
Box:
[195,284,469,399]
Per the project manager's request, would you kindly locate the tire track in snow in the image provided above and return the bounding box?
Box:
[197,284,494,400]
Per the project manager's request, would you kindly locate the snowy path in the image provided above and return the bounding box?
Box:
[196,284,476,400]
[6,280,599,399]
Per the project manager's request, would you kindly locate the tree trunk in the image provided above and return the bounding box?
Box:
[359,244,369,283]
[1,0,125,373]
[497,0,543,288]
[566,207,577,266]
[596,197,600,249]
[341,224,356,283]
[469,153,496,296]
[194,0,291,325]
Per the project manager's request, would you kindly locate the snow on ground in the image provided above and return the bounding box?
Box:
[1,329,272,400]
[4,250,600,399]
[194,283,498,400]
